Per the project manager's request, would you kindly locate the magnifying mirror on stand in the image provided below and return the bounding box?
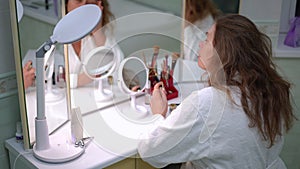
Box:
[44,45,65,102]
[33,4,101,163]
[82,46,117,101]
[118,57,149,115]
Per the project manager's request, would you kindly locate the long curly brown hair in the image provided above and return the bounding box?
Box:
[212,14,295,147]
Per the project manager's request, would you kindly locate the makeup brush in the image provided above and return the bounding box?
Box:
[171,52,180,75]
[151,45,160,68]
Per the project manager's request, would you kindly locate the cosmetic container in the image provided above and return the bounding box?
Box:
[15,121,23,142]
[144,80,151,105]
[71,107,83,143]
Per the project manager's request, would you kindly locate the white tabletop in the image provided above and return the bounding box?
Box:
[6,81,205,169]
[6,59,206,168]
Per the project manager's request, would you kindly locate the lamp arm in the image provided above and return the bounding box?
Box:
[36,39,54,120]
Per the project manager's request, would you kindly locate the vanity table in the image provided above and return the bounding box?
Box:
[5,60,206,169]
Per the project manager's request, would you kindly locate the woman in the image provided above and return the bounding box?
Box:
[23,61,35,89]
[138,14,295,169]
[66,0,124,88]
[184,0,220,61]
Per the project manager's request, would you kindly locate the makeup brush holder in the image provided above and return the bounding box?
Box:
[149,67,160,90]
[160,70,178,100]
[149,68,178,100]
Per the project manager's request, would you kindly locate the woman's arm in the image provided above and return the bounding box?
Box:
[138,88,214,168]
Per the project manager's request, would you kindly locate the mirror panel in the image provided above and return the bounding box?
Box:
[11,0,68,147]
[67,0,184,116]
[110,0,183,57]
[12,0,240,148]
[183,0,240,61]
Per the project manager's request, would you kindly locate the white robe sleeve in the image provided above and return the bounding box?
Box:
[138,88,219,168]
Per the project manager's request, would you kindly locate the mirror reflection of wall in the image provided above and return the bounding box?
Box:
[110,0,183,57]
[183,0,240,61]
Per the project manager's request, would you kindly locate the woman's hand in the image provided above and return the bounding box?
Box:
[23,61,35,89]
[150,82,168,118]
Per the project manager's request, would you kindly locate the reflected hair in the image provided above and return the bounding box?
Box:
[185,0,220,24]
[212,14,295,147]
[65,0,115,28]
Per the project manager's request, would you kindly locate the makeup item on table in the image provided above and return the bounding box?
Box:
[107,75,114,85]
[15,121,23,143]
[159,52,178,100]
[56,65,65,88]
[165,54,169,68]
[170,52,180,75]
[151,45,160,68]
[144,80,151,105]
[161,60,169,88]
[149,46,160,89]
[149,68,160,88]
[71,107,83,143]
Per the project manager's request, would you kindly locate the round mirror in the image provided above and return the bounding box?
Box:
[82,46,117,101]
[51,4,101,44]
[118,57,149,113]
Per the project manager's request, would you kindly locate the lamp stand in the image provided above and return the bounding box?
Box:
[33,40,84,163]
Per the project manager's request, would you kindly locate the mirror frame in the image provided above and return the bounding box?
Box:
[11,0,186,149]
[118,56,149,95]
[9,0,30,149]
[9,0,69,149]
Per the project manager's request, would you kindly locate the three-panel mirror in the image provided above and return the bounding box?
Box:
[11,0,240,149]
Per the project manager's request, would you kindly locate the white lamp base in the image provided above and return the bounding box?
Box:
[33,138,84,163]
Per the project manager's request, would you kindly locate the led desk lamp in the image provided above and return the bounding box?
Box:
[33,4,101,163]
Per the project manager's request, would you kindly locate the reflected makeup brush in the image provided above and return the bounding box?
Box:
[170,52,179,76]
[142,51,148,67]
[151,45,160,68]
[165,54,169,68]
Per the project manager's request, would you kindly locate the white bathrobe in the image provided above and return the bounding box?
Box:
[138,87,286,169]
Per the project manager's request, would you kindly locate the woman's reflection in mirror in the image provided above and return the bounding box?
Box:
[66,0,124,88]
[23,60,36,89]
[184,0,221,61]
[122,68,142,92]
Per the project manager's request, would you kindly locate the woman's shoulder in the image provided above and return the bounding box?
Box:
[189,87,228,105]
[195,86,222,96]
[183,87,214,105]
